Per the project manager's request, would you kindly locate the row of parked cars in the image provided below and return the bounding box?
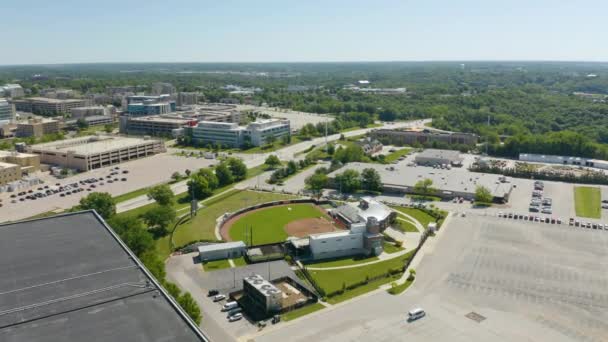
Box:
[209,291,243,322]
[529,181,552,214]
[498,212,608,230]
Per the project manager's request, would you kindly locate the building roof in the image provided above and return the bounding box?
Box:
[415,149,462,162]
[0,211,207,342]
[309,230,351,240]
[31,135,160,156]
[243,274,281,298]
[22,97,85,104]
[328,162,512,198]
[357,197,392,222]
[0,161,18,169]
[198,241,246,253]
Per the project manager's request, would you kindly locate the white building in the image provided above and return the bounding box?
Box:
[177,92,199,106]
[0,99,15,125]
[198,241,246,261]
[519,153,608,170]
[70,106,111,119]
[1,84,25,98]
[415,149,463,166]
[190,119,290,148]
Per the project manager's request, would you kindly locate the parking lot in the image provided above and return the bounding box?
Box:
[0,153,216,222]
[255,215,608,342]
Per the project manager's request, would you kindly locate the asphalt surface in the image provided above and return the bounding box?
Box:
[252,215,608,342]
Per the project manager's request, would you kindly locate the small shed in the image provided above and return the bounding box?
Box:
[198,241,246,261]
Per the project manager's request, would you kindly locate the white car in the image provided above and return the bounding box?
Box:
[228,313,243,322]
[213,294,226,302]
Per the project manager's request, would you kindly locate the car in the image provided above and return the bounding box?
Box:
[207,290,219,297]
[557,218,562,224]
[602,200,608,203]
[569,218,575,225]
[498,212,504,218]
[11,200,17,204]
[541,208,552,214]
[592,223,598,229]
[10,194,16,198]
[90,184,96,188]
[60,193,65,197]
[228,313,243,322]
[122,170,129,174]
[213,294,226,302]
[121,178,127,181]
[222,301,239,311]
[586,222,592,228]
[529,206,540,212]
[407,308,426,322]
[100,182,105,185]
[550,218,556,224]
[602,204,608,209]
[108,180,114,183]
[508,213,513,218]
[575,221,580,227]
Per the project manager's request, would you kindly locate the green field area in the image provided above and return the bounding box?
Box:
[382,148,412,163]
[232,256,248,267]
[382,241,404,254]
[304,255,378,269]
[574,186,601,218]
[391,207,436,228]
[202,259,231,271]
[309,250,415,295]
[393,218,419,233]
[229,203,330,245]
[281,303,325,321]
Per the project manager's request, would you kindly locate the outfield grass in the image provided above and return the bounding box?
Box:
[309,250,415,295]
[574,186,601,218]
[383,241,404,254]
[232,256,248,267]
[202,259,231,271]
[391,207,436,228]
[229,203,330,245]
[281,303,325,321]
[173,190,297,248]
[304,255,378,269]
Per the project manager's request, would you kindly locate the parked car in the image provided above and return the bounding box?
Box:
[228,313,243,322]
[213,294,226,302]
[207,290,219,297]
[222,301,239,311]
[407,308,426,322]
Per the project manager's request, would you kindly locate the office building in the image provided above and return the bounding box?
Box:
[13,97,90,115]
[0,162,21,185]
[16,118,61,138]
[371,128,478,147]
[126,94,176,116]
[177,92,199,106]
[29,135,165,171]
[414,149,463,166]
[1,84,25,98]
[0,150,41,174]
[0,99,15,124]
[190,119,290,148]
[120,115,196,137]
[70,106,112,119]
[65,115,114,128]
[151,82,176,95]
[0,211,207,341]
[243,274,283,314]
[198,241,246,262]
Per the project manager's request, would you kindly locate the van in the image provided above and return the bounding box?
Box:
[407,308,426,321]
[222,301,239,312]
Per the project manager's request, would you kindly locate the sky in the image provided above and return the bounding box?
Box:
[1,0,607,65]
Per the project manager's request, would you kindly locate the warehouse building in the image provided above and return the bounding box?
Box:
[29,135,165,171]
[414,149,464,166]
[13,97,90,115]
[243,274,283,314]
[198,241,246,262]
[371,128,478,146]
[519,153,608,170]
[328,162,513,202]
[0,211,208,341]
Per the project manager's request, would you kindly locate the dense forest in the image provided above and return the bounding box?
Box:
[1,62,608,158]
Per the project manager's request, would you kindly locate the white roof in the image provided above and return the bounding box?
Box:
[31,136,159,156]
[309,230,351,240]
[197,241,246,253]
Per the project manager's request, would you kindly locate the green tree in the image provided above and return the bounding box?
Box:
[187,173,213,199]
[141,205,176,235]
[171,171,182,182]
[414,178,436,196]
[121,226,155,257]
[103,124,114,133]
[335,169,361,193]
[474,185,493,203]
[227,158,247,181]
[197,168,219,189]
[305,172,328,197]
[147,184,175,206]
[76,118,89,130]
[264,155,281,169]
[361,168,383,192]
[79,192,116,219]
[286,160,298,175]
[140,251,166,280]
[163,281,182,299]
[177,292,202,324]
[215,163,234,186]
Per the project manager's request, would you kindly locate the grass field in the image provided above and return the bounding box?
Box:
[574,186,601,218]
[383,241,404,254]
[304,255,378,269]
[173,191,297,250]
[309,250,415,295]
[393,218,419,233]
[382,148,412,163]
[229,203,330,245]
[391,207,436,228]
[232,256,248,267]
[281,303,325,321]
[202,259,231,271]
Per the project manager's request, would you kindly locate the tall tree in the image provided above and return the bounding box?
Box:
[147,184,175,206]
[177,292,202,324]
[215,163,234,186]
[141,205,176,235]
[414,178,436,195]
[305,172,328,197]
[79,192,115,219]
[264,155,281,169]
[361,168,382,192]
[227,158,247,181]
[474,185,493,203]
[335,169,361,193]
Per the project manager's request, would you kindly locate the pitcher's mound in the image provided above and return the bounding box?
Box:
[284,217,339,237]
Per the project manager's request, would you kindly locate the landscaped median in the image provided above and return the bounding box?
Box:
[306,250,416,304]
[281,302,325,321]
[574,186,601,218]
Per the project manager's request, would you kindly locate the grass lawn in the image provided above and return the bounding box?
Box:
[393,218,419,233]
[387,278,414,295]
[304,255,378,269]
[113,186,155,203]
[232,256,248,267]
[309,250,415,295]
[281,303,325,321]
[574,186,601,218]
[326,274,402,304]
[229,203,330,245]
[172,190,297,249]
[202,259,231,271]
[382,147,412,163]
[391,207,436,228]
[383,241,404,254]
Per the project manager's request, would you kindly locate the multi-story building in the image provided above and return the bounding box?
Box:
[29,135,165,171]
[370,128,478,146]
[0,99,15,124]
[151,82,176,95]
[243,274,283,314]
[126,94,176,116]
[0,150,41,174]
[177,92,199,106]
[120,115,196,137]
[70,106,112,119]
[12,97,90,115]
[65,115,114,128]
[1,84,25,98]
[0,162,21,185]
[40,88,76,99]
[190,119,290,148]
[16,118,61,138]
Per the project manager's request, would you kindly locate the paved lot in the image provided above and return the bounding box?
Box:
[253,215,608,342]
[236,105,334,130]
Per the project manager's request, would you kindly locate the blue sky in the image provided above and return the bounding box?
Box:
[1,0,607,65]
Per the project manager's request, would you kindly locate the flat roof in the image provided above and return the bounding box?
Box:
[328,162,512,198]
[21,97,85,104]
[416,149,462,161]
[198,241,246,253]
[31,136,160,156]
[243,274,281,297]
[0,211,207,341]
[309,230,351,240]
[0,150,37,158]
[0,161,18,168]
